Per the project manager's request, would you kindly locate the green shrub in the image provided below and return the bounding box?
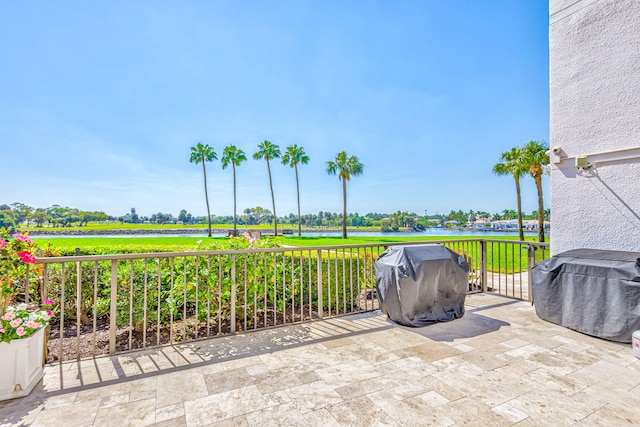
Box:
[43,237,377,341]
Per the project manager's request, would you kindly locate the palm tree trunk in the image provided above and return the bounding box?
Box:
[232,163,237,234]
[342,178,347,239]
[295,164,302,237]
[535,176,545,242]
[267,159,277,235]
[514,176,524,241]
[202,159,212,238]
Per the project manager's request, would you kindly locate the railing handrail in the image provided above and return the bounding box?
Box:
[34,238,549,264]
[482,239,550,246]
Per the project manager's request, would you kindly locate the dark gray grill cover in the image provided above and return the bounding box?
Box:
[531,249,640,343]
[375,245,469,327]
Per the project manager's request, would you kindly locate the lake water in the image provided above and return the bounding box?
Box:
[37,229,539,239]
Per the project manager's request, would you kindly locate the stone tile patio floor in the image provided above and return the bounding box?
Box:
[2,293,640,426]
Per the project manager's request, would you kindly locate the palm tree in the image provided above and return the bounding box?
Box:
[253,140,281,235]
[492,147,526,241]
[502,209,517,220]
[281,144,310,237]
[326,151,364,239]
[189,142,217,237]
[521,140,550,242]
[221,145,247,235]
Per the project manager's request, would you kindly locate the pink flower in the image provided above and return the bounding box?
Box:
[25,320,38,328]
[44,299,54,306]
[10,318,22,327]
[12,234,33,245]
[0,328,5,334]
[15,327,25,336]
[17,251,36,264]
[2,312,16,321]
[47,310,54,316]
[0,239,7,249]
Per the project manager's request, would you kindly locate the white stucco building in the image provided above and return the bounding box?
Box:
[549,0,640,255]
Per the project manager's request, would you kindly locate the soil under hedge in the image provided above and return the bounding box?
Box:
[45,290,379,362]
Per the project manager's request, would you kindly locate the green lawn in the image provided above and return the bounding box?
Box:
[33,234,545,271]
[276,235,539,247]
[25,223,214,231]
[32,234,549,274]
[33,234,538,251]
[23,223,378,232]
[33,236,209,255]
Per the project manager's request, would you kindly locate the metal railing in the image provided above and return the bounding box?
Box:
[482,239,551,301]
[20,239,548,362]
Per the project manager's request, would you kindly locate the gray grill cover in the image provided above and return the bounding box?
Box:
[375,245,469,327]
[531,249,640,343]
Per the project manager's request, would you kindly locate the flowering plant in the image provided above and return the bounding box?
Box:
[0,301,54,343]
[1,227,37,308]
[0,228,52,342]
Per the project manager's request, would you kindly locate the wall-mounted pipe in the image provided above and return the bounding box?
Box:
[549,146,640,166]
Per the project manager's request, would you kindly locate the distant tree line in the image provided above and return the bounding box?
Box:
[0,202,109,229]
[0,202,549,232]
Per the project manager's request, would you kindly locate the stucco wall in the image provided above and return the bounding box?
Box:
[549,0,640,254]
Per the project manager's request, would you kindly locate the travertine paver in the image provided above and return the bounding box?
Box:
[1,293,638,426]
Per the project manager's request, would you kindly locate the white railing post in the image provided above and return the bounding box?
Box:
[42,264,48,301]
[527,244,535,302]
[59,264,66,364]
[76,260,82,359]
[231,255,236,334]
[109,260,118,355]
[480,240,487,293]
[316,250,323,319]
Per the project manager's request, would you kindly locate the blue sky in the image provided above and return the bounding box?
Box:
[1,1,549,218]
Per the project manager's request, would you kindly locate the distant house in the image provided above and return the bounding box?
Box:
[471,218,491,230]
[490,220,550,231]
[490,220,519,230]
[522,220,550,231]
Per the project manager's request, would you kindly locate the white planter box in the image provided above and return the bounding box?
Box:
[0,327,45,401]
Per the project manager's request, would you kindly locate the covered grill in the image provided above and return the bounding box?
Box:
[531,248,640,343]
[375,244,469,327]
